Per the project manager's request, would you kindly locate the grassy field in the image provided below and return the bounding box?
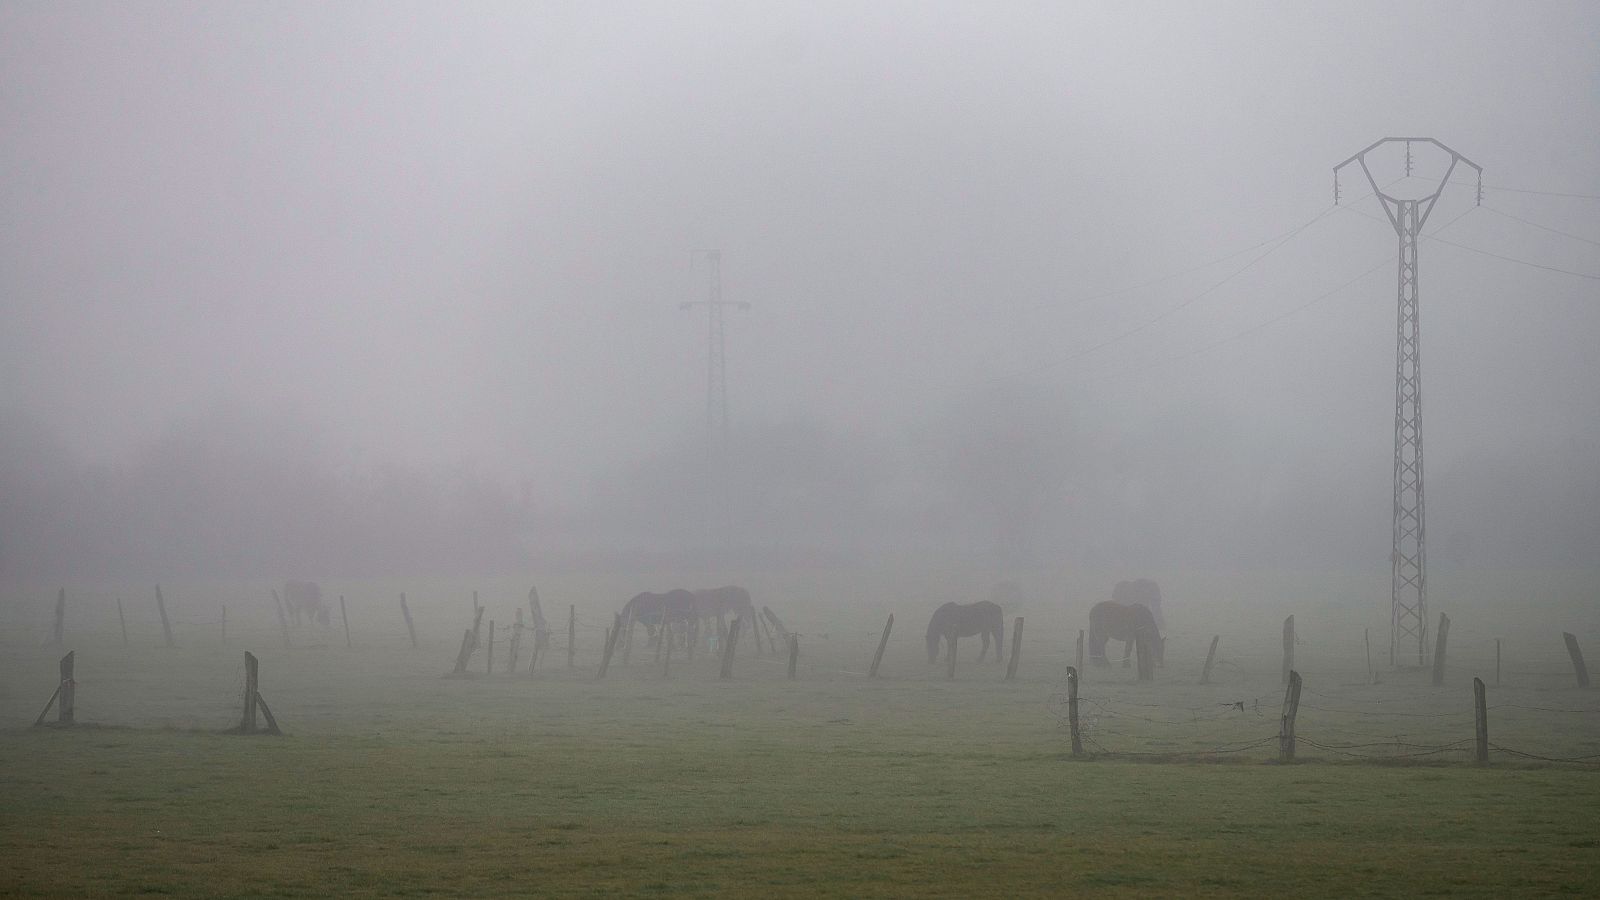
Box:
[2,569,1598,897]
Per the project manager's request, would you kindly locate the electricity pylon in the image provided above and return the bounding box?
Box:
[1334,138,1481,667]
[680,250,750,460]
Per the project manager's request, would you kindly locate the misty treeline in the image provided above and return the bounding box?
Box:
[5,386,1593,580]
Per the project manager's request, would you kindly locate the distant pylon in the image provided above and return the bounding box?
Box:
[1335,138,1481,667]
[680,250,750,459]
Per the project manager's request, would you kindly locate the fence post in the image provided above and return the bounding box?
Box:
[568,605,577,668]
[1005,617,1024,682]
[596,613,622,679]
[1065,666,1083,757]
[1278,670,1302,762]
[451,629,474,675]
[946,634,958,680]
[1200,635,1220,685]
[1076,629,1085,675]
[869,614,894,679]
[510,610,524,674]
[1563,632,1590,688]
[486,620,496,675]
[1281,615,1294,685]
[53,588,64,647]
[400,593,418,649]
[764,606,790,642]
[240,651,259,734]
[271,589,290,649]
[787,633,799,679]
[156,584,175,648]
[720,617,742,680]
[32,651,75,727]
[1473,676,1489,765]
[1431,613,1451,687]
[117,599,128,647]
[339,596,351,649]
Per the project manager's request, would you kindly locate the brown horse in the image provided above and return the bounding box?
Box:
[1087,600,1164,668]
[1112,578,1164,630]
[926,600,1005,664]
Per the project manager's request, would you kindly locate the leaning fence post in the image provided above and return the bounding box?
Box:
[869,614,893,678]
[1200,635,1220,685]
[1278,669,1302,763]
[400,593,418,649]
[1431,613,1451,687]
[451,629,475,675]
[1281,615,1294,685]
[1005,617,1024,682]
[596,613,622,679]
[1474,676,1489,765]
[1065,665,1083,757]
[117,599,128,647]
[53,588,64,647]
[1563,632,1590,688]
[787,633,799,679]
[339,595,351,649]
[720,616,742,680]
[32,651,73,727]
[240,651,259,733]
[156,584,175,648]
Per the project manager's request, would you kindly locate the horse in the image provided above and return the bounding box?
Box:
[1111,578,1164,630]
[1087,600,1164,669]
[926,600,1005,664]
[283,580,329,628]
[692,586,759,650]
[619,589,698,657]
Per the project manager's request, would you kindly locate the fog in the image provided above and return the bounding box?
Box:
[3,2,1597,578]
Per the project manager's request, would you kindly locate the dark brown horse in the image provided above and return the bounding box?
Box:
[619,590,698,655]
[1087,600,1164,668]
[926,600,1005,664]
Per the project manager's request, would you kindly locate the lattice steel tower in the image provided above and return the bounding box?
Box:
[680,250,750,460]
[1334,138,1480,667]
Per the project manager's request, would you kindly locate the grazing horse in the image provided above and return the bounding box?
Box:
[1087,600,1164,668]
[617,590,697,661]
[926,600,1005,664]
[1112,578,1164,630]
[693,586,757,639]
[283,580,329,628]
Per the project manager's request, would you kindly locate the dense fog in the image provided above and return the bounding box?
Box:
[3,2,1597,578]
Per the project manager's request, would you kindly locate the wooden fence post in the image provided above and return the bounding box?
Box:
[339,596,351,649]
[1005,617,1024,682]
[946,634,958,680]
[596,613,622,679]
[1431,613,1451,687]
[869,614,893,678]
[787,633,799,679]
[117,599,128,647]
[240,651,259,733]
[568,605,577,668]
[1278,670,1302,763]
[1282,615,1294,685]
[510,610,524,674]
[486,621,496,675]
[156,584,174,648]
[1474,676,1489,765]
[720,617,742,680]
[1065,666,1083,757]
[764,606,790,642]
[400,593,418,649]
[1200,635,1220,685]
[271,589,290,649]
[1563,632,1590,688]
[470,603,484,649]
[53,588,64,647]
[451,629,475,675]
[1076,629,1085,675]
[32,651,77,727]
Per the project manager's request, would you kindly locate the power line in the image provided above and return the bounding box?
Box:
[1449,180,1600,202]
[1339,205,1600,282]
[1479,205,1600,248]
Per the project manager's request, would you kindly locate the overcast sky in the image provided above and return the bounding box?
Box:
[3,1,1597,524]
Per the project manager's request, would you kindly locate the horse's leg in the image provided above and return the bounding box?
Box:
[1122,639,1132,668]
[979,631,989,663]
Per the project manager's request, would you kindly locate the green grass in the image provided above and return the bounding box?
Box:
[2,570,1599,897]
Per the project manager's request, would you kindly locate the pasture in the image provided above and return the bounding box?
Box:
[3,567,1599,897]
